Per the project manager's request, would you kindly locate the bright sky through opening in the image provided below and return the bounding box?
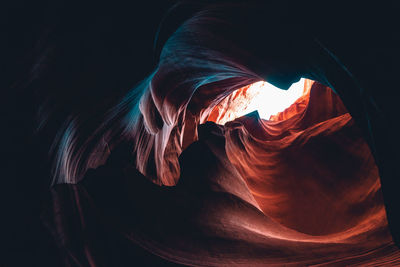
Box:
[236,78,305,120]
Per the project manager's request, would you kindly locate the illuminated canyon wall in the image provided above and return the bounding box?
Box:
[42,79,399,266]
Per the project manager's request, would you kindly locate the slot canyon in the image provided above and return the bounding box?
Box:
[5,1,400,266]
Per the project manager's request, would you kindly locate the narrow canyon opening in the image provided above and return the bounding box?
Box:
[208,78,308,124]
